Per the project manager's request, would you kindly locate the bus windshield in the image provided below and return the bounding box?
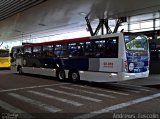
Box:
[124,34,148,51]
[0,50,9,57]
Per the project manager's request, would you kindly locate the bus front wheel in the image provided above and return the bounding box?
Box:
[17,66,23,74]
[69,70,80,83]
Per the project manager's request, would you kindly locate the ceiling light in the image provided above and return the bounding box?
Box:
[79,12,87,16]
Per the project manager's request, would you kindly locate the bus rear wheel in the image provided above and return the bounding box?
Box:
[69,70,80,83]
[56,69,66,81]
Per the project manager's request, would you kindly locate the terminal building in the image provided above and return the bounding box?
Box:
[0,0,160,73]
[0,1,160,118]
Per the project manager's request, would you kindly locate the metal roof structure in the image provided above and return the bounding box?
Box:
[0,0,47,21]
[0,0,160,41]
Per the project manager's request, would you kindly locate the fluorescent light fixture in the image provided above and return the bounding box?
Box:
[79,12,87,16]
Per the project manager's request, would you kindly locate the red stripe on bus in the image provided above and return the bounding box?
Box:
[24,37,90,47]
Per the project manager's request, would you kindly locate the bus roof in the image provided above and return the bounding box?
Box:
[24,37,90,47]
[12,32,147,48]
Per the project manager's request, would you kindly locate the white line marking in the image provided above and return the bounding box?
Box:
[45,88,102,102]
[72,85,129,96]
[60,86,115,99]
[124,90,140,93]
[0,83,68,93]
[73,84,140,93]
[73,93,160,119]
[135,88,150,92]
[0,100,33,119]
[8,93,61,113]
[116,83,151,92]
[28,90,83,106]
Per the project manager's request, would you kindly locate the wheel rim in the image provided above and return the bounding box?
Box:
[19,68,22,74]
[72,72,78,80]
[59,71,65,80]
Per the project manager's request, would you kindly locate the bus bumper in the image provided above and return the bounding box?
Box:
[0,63,10,68]
[121,71,149,80]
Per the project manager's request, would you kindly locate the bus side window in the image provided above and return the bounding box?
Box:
[85,41,99,57]
[33,46,41,57]
[60,44,68,57]
[85,41,94,57]
[54,44,68,58]
[77,42,84,56]
[43,45,56,57]
[16,48,24,58]
[54,44,62,57]
[94,40,105,57]
[105,38,118,58]
[68,43,77,57]
[68,42,84,57]
[24,47,32,57]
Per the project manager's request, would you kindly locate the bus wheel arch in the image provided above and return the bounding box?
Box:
[68,69,80,83]
[56,68,66,81]
[32,63,37,67]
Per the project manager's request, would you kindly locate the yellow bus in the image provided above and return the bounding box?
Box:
[0,49,10,69]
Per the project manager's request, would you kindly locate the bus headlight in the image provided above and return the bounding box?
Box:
[129,63,134,71]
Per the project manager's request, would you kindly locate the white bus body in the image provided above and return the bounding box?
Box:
[11,33,149,82]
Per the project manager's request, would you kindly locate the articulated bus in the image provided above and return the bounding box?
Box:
[0,49,10,69]
[10,32,149,82]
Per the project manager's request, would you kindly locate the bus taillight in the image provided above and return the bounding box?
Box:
[124,60,128,72]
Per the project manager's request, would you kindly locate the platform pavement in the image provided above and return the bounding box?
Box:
[120,74,160,86]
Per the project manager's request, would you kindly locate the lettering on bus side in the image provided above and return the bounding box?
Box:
[103,62,114,68]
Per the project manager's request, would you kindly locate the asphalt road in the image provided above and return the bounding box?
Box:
[0,70,160,119]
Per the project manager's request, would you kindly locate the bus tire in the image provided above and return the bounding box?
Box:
[56,69,66,81]
[69,70,80,83]
[17,66,23,74]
